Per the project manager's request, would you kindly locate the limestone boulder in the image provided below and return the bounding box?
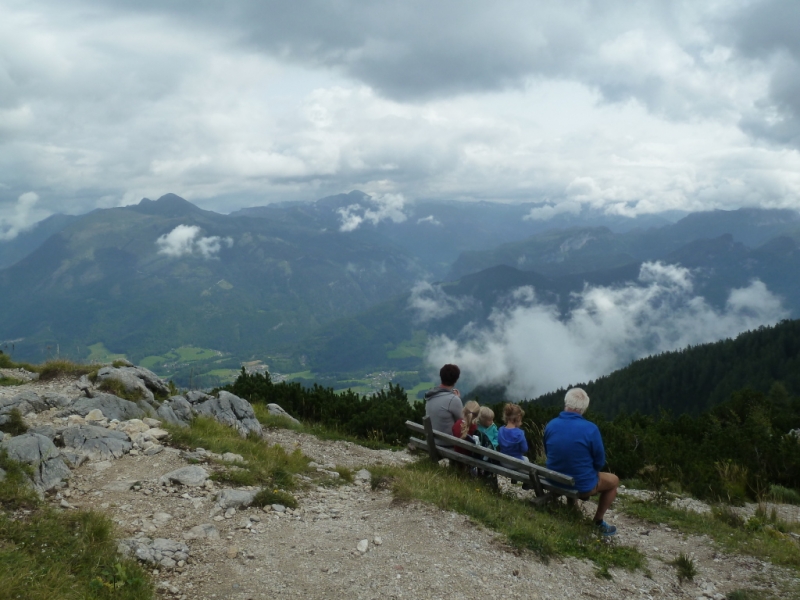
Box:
[2,432,71,491]
[95,367,155,404]
[62,424,132,460]
[59,393,149,421]
[216,489,257,509]
[156,396,193,427]
[158,465,208,487]
[266,403,301,426]
[193,391,261,438]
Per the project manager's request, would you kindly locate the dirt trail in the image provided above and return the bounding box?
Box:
[3,377,797,599]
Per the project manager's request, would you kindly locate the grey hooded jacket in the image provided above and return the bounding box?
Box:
[424,387,463,446]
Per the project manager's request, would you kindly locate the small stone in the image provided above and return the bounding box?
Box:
[355,469,371,481]
[60,499,72,509]
[143,418,161,428]
[85,409,105,422]
[373,536,382,546]
[227,546,238,559]
[356,539,368,554]
[183,524,220,540]
[271,504,286,513]
[224,508,236,519]
[144,445,163,456]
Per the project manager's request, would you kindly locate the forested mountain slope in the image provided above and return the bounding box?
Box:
[518,319,800,417]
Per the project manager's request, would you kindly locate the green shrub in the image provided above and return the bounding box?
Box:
[670,552,698,583]
[0,408,28,436]
[226,369,424,445]
[769,485,800,505]
[36,359,96,381]
[0,376,24,387]
[252,488,298,510]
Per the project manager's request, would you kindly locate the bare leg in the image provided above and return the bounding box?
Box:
[591,472,619,522]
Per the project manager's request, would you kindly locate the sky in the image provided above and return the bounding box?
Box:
[2,0,800,236]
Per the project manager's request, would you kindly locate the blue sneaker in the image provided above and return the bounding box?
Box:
[596,520,617,536]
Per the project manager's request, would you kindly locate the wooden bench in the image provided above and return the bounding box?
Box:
[406,417,582,504]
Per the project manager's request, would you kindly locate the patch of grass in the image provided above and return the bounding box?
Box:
[374,460,645,573]
[0,408,28,436]
[35,359,97,381]
[252,488,298,510]
[165,417,310,490]
[96,378,144,402]
[0,508,153,599]
[670,552,698,583]
[769,485,800,505]
[0,449,39,510]
[620,497,800,571]
[0,376,25,387]
[726,590,769,600]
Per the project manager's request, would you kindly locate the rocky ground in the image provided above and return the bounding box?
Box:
[2,372,799,600]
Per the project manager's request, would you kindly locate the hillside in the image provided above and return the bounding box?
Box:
[498,319,800,417]
[0,194,424,366]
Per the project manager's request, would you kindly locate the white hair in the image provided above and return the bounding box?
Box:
[564,388,590,414]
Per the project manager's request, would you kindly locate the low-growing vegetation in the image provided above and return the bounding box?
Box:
[370,461,645,576]
[96,378,144,402]
[0,408,28,436]
[620,497,800,570]
[0,352,97,381]
[0,452,153,599]
[226,368,424,445]
[670,552,697,583]
[165,416,310,493]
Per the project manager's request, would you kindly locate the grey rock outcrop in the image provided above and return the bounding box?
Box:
[96,367,155,404]
[62,424,133,460]
[185,390,211,404]
[216,489,257,509]
[118,537,189,569]
[2,432,71,491]
[159,465,208,487]
[60,393,149,421]
[266,403,300,425]
[1,391,73,424]
[194,391,261,438]
[156,396,193,427]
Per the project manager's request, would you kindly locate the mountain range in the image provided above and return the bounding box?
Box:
[2,192,799,397]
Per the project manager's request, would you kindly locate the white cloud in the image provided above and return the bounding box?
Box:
[337,193,408,232]
[425,262,788,399]
[408,281,475,322]
[156,224,233,259]
[0,191,44,240]
[417,215,441,225]
[524,201,582,221]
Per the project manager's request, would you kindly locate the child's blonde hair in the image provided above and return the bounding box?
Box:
[503,403,524,425]
[478,406,494,426]
[460,400,480,438]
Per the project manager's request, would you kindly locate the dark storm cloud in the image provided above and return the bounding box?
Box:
[726,0,800,146]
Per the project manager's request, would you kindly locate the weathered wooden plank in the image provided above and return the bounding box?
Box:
[538,477,583,500]
[405,420,574,486]
[422,416,440,461]
[408,438,534,483]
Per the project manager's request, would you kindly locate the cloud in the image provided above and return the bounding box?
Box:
[524,201,583,221]
[337,193,408,232]
[2,1,800,220]
[155,224,233,259]
[417,215,441,225]
[0,192,44,240]
[425,262,788,399]
[408,281,476,322]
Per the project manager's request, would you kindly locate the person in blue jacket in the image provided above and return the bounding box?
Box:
[543,388,620,536]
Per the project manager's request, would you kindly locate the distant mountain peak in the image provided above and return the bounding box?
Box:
[131,193,205,217]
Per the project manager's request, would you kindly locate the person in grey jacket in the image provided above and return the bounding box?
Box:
[424,364,463,446]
